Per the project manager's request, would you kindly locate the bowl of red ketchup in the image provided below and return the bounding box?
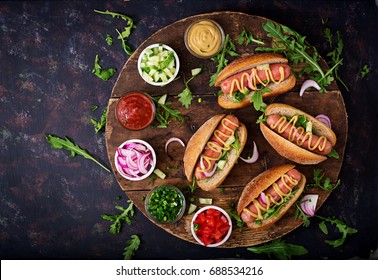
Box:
[115,91,155,130]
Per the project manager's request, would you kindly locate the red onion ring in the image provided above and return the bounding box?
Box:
[300,194,319,217]
[299,80,321,97]
[315,114,332,129]
[204,162,217,178]
[165,137,185,154]
[240,141,259,163]
[258,192,267,206]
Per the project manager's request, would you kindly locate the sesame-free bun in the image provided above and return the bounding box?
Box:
[183,114,247,191]
[260,103,337,165]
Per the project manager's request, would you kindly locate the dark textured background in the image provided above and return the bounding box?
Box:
[1,0,377,260]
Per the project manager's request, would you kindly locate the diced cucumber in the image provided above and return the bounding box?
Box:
[217,160,227,170]
[306,121,313,133]
[188,203,197,215]
[153,168,166,179]
[199,198,213,205]
[225,135,235,146]
[191,67,202,77]
[157,94,167,105]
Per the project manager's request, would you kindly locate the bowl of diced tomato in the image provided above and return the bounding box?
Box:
[191,205,232,247]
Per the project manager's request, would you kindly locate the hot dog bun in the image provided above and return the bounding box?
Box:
[183,114,247,191]
[260,103,337,164]
[237,164,306,231]
[214,53,296,109]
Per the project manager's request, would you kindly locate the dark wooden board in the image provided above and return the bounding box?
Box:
[105,12,347,248]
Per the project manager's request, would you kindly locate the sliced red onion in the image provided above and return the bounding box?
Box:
[315,114,332,129]
[258,192,267,206]
[300,194,319,217]
[299,79,321,97]
[240,141,259,163]
[204,162,217,178]
[165,137,185,154]
[115,141,154,178]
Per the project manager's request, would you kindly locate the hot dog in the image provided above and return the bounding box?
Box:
[183,114,247,191]
[260,103,337,165]
[237,164,306,231]
[214,53,296,109]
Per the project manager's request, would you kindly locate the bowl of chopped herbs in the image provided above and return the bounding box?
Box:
[145,184,186,223]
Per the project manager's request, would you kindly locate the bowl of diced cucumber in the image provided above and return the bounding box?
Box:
[138,43,180,86]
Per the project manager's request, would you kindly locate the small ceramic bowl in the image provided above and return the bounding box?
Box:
[137,43,180,86]
[145,185,186,223]
[114,139,156,181]
[191,205,232,247]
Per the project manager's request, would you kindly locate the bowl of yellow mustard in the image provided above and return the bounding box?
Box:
[184,19,225,59]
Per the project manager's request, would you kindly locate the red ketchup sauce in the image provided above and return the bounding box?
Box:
[116,92,155,130]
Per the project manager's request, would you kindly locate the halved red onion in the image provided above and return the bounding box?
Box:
[315,114,332,129]
[300,194,319,217]
[165,137,185,154]
[240,141,259,163]
[299,79,321,96]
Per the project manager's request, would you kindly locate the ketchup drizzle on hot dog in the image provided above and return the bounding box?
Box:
[267,114,331,154]
[195,115,239,179]
[241,169,300,223]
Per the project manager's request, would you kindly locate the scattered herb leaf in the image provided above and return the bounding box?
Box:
[101,200,135,234]
[123,234,140,260]
[306,169,341,191]
[92,54,117,81]
[105,34,113,46]
[45,134,110,172]
[178,68,203,108]
[316,216,358,248]
[360,65,370,78]
[91,108,107,133]
[247,238,308,260]
[150,94,184,128]
[237,27,264,46]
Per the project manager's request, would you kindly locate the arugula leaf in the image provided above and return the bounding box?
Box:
[294,201,311,227]
[123,235,141,260]
[178,68,203,108]
[237,27,264,46]
[306,169,340,191]
[247,238,308,260]
[45,134,110,172]
[317,216,358,248]
[255,21,341,91]
[94,9,136,55]
[91,108,107,133]
[105,34,113,46]
[92,54,117,81]
[101,200,135,234]
[209,34,239,86]
[250,88,270,111]
[150,94,184,128]
[226,206,245,230]
[360,65,370,78]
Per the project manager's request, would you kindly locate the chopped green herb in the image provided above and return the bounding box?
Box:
[150,94,184,128]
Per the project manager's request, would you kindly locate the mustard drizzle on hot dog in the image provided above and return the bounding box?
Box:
[242,173,298,220]
[270,115,328,152]
[229,66,285,96]
[197,117,239,173]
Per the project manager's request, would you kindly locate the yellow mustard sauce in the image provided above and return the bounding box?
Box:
[197,118,239,172]
[270,115,327,151]
[186,20,224,58]
[242,174,298,220]
[229,66,285,96]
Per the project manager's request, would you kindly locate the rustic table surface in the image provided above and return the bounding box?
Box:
[1,0,377,260]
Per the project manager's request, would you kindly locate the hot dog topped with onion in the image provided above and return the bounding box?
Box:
[214,53,296,109]
[237,164,306,231]
[260,103,337,165]
[183,114,247,191]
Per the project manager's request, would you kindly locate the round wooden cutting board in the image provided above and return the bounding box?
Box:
[105,11,347,248]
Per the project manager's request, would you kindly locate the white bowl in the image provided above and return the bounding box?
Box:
[191,205,232,247]
[114,139,156,181]
[137,43,180,86]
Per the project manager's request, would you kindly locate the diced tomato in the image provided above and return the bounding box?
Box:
[193,208,230,246]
